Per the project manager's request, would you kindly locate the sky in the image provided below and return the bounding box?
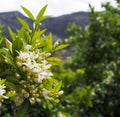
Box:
[0,0,117,17]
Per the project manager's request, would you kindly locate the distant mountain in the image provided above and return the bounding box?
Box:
[41,12,89,39]
[0,11,33,41]
[0,11,89,41]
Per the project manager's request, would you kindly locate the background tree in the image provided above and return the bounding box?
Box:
[53,0,120,116]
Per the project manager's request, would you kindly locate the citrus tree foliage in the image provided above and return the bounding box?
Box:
[0,5,68,117]
[52,1,120,116]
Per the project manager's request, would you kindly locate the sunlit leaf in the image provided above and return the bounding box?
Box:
[54,44,69,51]
[5,38,12,52]
[35,5,48,25]
[31,28,46,44]
[12,38,23,56]
[8,27,16,41]
[41,15,50,21]
[6,91,16,97]
[0,79,6,85]
[21,6,35,21]
[44,33,53,52]
[17,17,30,30]
[54,81,62,92]
[47,57,61,65]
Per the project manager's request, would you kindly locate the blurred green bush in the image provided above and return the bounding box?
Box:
[52,0,120,116]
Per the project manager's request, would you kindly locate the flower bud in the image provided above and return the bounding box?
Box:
[58,90,64,95]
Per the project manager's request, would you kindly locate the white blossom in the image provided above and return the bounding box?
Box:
[42,89,51,99]
[58,90,64,95]
[16,47,53,83]
[22,58,37,69]
[0,84,8,99]
[14,45,60,104]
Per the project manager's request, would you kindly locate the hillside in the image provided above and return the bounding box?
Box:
[0,11,89,41]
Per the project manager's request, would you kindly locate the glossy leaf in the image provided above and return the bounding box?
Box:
[47,57,61,65]
[5,39,12,52]
[35,5,48,25]
[41,15,50,21]
[44,33,53,52]
[16,99,31,117]
[6,91,16,97]
[54,44,69,51]
[12,38,23,56]
[8,27,16,41]
[21,6,35,21]
[54,81,62,92]
[17,17,30,30]
[31,28,46,44]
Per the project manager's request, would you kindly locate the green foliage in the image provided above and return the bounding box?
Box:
[51,1,120,116]
[16,99,31,117]
[21,6,35,21]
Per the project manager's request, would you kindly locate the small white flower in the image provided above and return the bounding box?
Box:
[29,97,35,104]
[41,60,48,65]
[18,51,36,60]
[41,61,51,70]
[37,74,44,83]
[39,52,51,59]
[45,53,51,57]
[37,70,53,83]
[42,89,51,99]
[22,58,38,70]
[16,61,22,67]
[58,90,64,95]
[0,84,8,99]
[26,44,32,51]
[44,64,51,69]
[32,67,40,73]
[18,51,29,60]
[40,71,53,78]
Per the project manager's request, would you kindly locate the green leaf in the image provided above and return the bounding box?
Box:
[47,57,61,65]
[23,31,31,44]
[17,17,30,30]
[45,78,57,90]
[87,100,93,107]
[12,38,23,56]
[0,79,6,85]
[0,37,4,45]
[3,54,13,65]
[54,44,69,51]
[35,5,48,25]
[5,38,12,52]
[21,6,35,21]
[54,81,62,92]
[8,27,16,41]
[17,27,31,44]
[52,99,59,103]
[16,99,31,117]
[12,39,23,51]
[32,36,47,50]
[0,48,4,54]
[44,33,53,52]
[32,42,46,50]
[41,15,50,21]
[6,91,16,97]
[31,29,46,44]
